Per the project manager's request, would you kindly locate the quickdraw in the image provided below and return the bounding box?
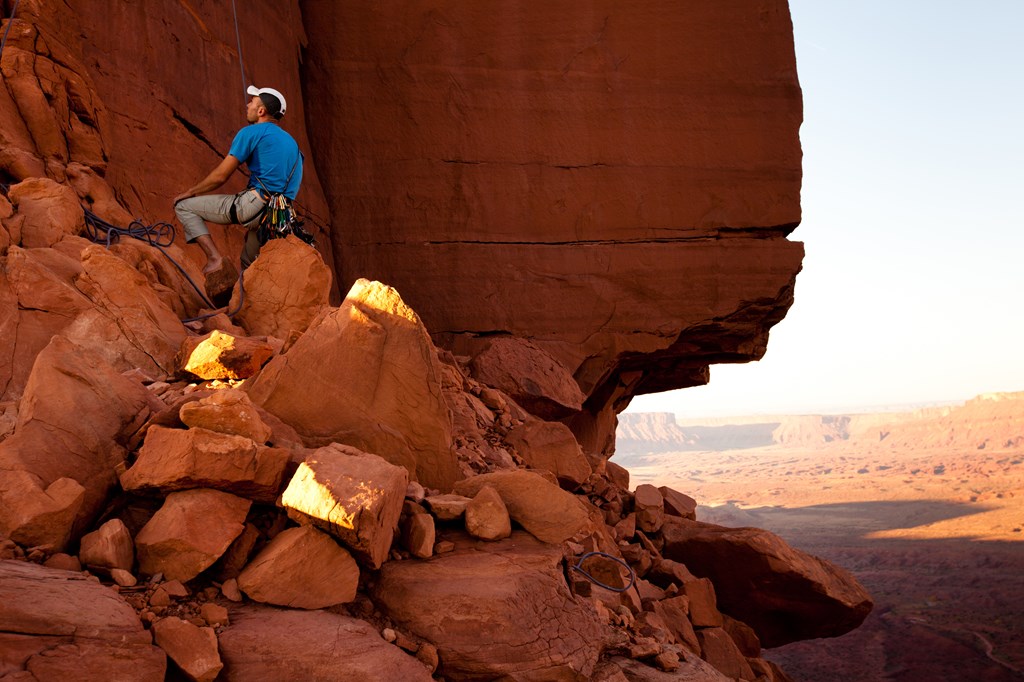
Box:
[255,193,314,246]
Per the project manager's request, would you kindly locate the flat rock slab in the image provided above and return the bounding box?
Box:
[178,388,272,443]
[218,604,433,681]
[661,517,873,647]
[374,531,604,680]
[121,425,289,502]
[454,469,591,543]
[135,489,251,582]
[282,444,407,569]
[0,560,166,680]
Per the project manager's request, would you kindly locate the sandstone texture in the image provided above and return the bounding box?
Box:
[0,560,166,680]
[151,617,223,682]
[281,444,407,568]
[135,489,250,581]
[661,518,873,647]
[177,330,275,381]
[237,526,359,609]
[302,1,804,456]
[227,237,332,339]
[455,469,591,543]
[374,532,605,679]
[246,279,460,491]
[217,605,433,681]
[120,425,289,502]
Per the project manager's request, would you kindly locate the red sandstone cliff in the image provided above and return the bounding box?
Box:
[1,0,803,457]
[0,3,830,679]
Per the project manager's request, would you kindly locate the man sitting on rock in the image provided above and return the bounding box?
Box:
[173,85,303,274]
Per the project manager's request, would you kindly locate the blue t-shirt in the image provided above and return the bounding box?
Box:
[228,122,303,199]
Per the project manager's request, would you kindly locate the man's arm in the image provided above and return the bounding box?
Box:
[173,155,241,203]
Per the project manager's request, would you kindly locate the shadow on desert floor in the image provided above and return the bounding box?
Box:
[700,498,1018,540]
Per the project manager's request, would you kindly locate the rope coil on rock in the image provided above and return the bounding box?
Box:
[82,208,246,324]
[570,551,638,596]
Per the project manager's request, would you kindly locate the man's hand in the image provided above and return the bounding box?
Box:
[173,155,241,205]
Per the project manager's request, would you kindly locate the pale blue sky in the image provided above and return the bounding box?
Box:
[628,1,1024,417]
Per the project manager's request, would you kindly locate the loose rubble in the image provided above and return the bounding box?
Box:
[0,193,866,680]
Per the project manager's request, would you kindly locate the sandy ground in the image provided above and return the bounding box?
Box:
[622,443,1024,681]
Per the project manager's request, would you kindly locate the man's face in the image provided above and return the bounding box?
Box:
[246,96,264,123]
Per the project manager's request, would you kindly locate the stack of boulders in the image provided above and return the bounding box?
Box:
[0,180,870,681]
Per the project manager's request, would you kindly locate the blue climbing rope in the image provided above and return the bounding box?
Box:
[0,0,21,63]
[570,551,638,594]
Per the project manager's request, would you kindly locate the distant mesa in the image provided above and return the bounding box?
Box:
[617,391,1024,455]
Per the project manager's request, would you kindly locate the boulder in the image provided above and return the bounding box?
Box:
[680,577,723,628]
[120,426,289,503]
[424,493,471,520]
[246,278,460,492]
[68,245,188,377]
[228,236,332,339]
[178,388,273,443]
[217,604,433,681]
[400,513,436,559]
[468,336,586,419]
[659,486,697,520]
[151,617,223,682]
[661,518,873,647]
[464,484,511,542]
[651,596,700,655]
[634,484,665,533]
[6,178,84,248]
[0,560,166,680]
[177,330,276,380]
[281,444,407,568]
[374,531,604,680]
[0,336,154,548]
[0,471,84,550]
[454,470,591,544]
[78,518,134,571]
[237,526,358,609]
[135,489,251,582]
[504,419,593,489]
[695,628,755,681]
[721,614,760,658]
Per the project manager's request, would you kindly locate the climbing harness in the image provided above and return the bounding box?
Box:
[569,551,640,599]
[0,0,21,63]
[250,156,315,246]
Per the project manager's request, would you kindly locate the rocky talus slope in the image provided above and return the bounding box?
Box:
[0,226,869,680]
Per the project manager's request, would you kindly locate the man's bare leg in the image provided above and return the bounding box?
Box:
[195,234,224,274]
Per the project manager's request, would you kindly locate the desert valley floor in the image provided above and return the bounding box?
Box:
[620,440,1024,681]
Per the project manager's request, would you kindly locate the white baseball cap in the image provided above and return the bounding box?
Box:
[246,85,287,118]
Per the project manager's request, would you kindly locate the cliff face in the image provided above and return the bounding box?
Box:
[0,1,803,455]
[300,0,804,454]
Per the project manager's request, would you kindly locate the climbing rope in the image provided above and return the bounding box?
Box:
[569,551,639,597]
[82,208,246,324]
[229,0,248,102]
[0,0,21,63]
